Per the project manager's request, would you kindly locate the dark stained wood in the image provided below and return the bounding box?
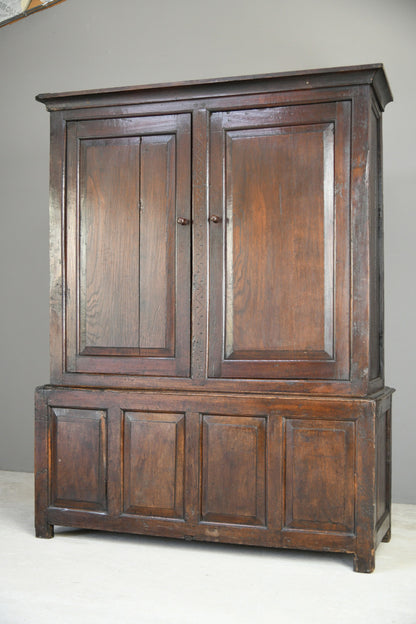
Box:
[46,77,386,396]
[354,400,378,573]
[369,103,384,382]
[36,64,392,112]
[79,136,141,350]
[139,135,176,352]
[34,386,54,538]
[376,408,388,525]
[35,66,394,572]
[48,110,66,385]
[184,412,201,525]
[284,418,355,533]
[376,398,392,546]
[50,407,107,512]
[208,102,350,381]
[190,107,209,382]
[201,415,266,526]
[64,114,191,377]
[35,386,393,571]
[350,89,376,395]
[226,123,328,354]
[122,411,185,518]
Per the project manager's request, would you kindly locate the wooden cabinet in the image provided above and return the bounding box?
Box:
[35,64,394,572]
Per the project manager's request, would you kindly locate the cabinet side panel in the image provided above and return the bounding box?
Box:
[49,112,66,383]
[376,402,391,530]
[369,106,383,381]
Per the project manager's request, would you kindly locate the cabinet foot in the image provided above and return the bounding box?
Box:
[35,523,54,539]
[382,527,391,542]
[353,552,375,573]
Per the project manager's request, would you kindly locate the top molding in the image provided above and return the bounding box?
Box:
[36,63,393,112]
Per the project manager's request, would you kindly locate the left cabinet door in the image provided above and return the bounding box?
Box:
[63,114,191,377]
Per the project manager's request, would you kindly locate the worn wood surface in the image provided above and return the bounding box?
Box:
[208,102,351,381]
[36,64,392,111]
[35,65,394,572]
[43,68,388,395]
[65,114,191,377]
[35,386,393,571]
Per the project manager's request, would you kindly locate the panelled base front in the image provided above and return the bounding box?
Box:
[35,386,393,572]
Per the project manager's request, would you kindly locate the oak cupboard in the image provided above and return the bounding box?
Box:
[35,64,393,572]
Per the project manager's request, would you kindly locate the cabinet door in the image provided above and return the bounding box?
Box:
[208,102,350,380]
[65,114,191,377]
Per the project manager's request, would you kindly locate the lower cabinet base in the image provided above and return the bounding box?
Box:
[35,386,393,573]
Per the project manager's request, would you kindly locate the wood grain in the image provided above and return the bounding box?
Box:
[123,411,185,518]
[139,135,176,352]
[284,418,355,532]
[80,137,141,350]
[208,102,350,381]
[201,415,266,526]
[34,386,393,572]
[65,114,191,377]
[36,67,394,573]
[50,407,107,512]
[225,124,329,355]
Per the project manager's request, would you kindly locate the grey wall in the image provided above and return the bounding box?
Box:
[0,0,415,503]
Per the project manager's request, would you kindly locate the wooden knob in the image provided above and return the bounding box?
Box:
[209,215,221,223]
[177,217,190,225]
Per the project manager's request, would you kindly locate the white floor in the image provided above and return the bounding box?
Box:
[0,471,415,624]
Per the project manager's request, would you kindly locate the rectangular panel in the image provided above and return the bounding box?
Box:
[65,114,191,377]
[201,415,266,526]
[369,108,383,381]
[123,411,185,519]
[139,135,176,351]
[376,409,388,525]
[225,124,333,358]
[208,102,351,381]
[80,134,176,354]
[284,418,355,533]
[50,408,107,511]
[80,137,141,350]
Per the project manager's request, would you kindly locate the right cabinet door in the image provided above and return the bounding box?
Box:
[208,102,351,380]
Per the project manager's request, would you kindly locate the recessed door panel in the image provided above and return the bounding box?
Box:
[139,135,176,351]
[65,114,191,377]
[50,407,107,512]
[123,411,185,519]
[201,414,266,526]
[208,102,350,380]
[225,125,332,356]
[284,418,355,533]
[80,136,141,350]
